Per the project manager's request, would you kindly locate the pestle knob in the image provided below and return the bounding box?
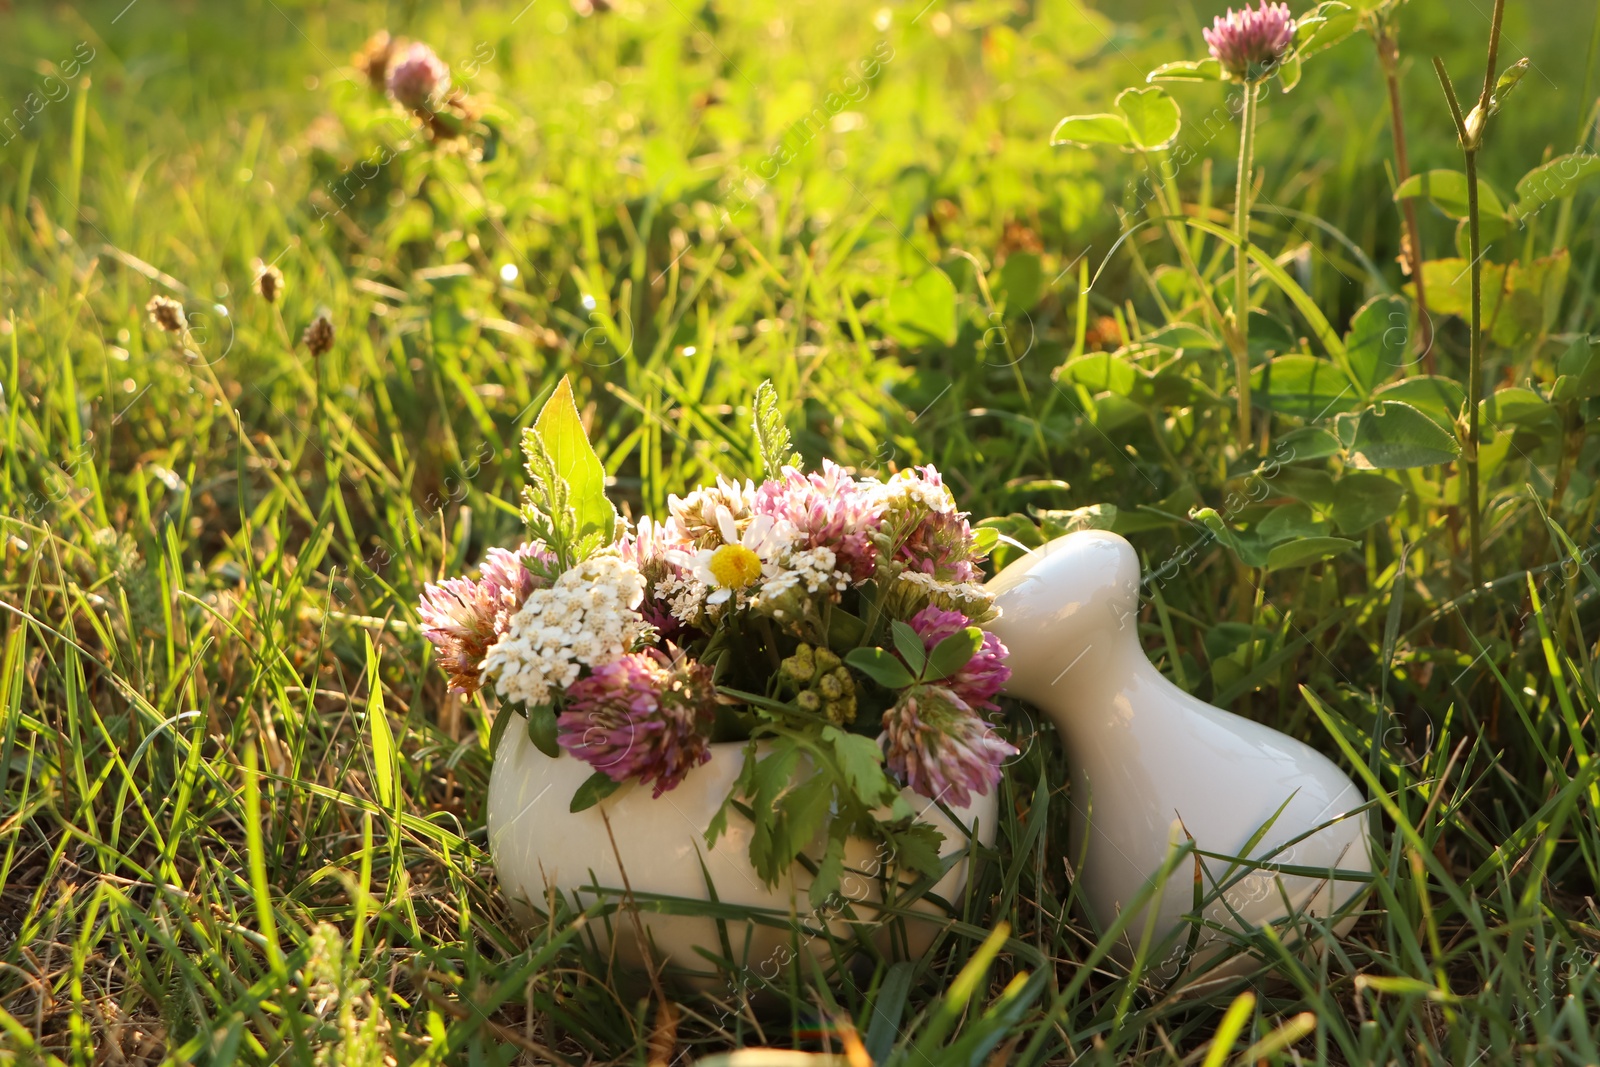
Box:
[986,530,1370,977]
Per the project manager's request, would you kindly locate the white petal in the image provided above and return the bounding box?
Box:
[715,504,738,544]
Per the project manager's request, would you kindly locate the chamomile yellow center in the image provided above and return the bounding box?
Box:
[708,543,763,589]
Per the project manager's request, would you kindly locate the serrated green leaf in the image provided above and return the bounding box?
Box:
[809,831,847,910]
[1115,86,1181,150]
[570,771,621,812]
[824,726,896,806]
[891,620,928,676]
[845,647,918,690]
[1049,112,1134,148]
[885,822,946,881]
[1347,400,1462,469]
[1266,536,1360,570]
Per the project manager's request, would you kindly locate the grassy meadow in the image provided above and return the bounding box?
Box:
[3,0,1600,1063]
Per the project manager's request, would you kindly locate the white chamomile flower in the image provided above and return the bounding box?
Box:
[673,506,792,606]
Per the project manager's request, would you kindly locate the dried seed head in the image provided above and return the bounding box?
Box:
[302,314,335,358]
[354,30,396,91]
[146,295,187,333]
[253,260,283,303]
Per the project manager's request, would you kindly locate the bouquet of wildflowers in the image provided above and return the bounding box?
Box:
[420,378,1016,901]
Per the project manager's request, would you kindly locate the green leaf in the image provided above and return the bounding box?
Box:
[809,832,847,910]
[925,627,984,683]
[1251,355,1357,419]
[1265,466,1336,506]
[527,704,560,758]
[844,647,917,690]
[531,376,616,546]
[1049,113,1134,148]
[1115,87,1181,150]
[996,252,1043,311]
[1331,472,1406,534]
[1293,1,1359,56]
[1490,57,1531,112]
[1256,503,1327,543]
[1146,58,1224,82]
[1057,351,1141,397]
[1276,50,1302,92]
[751,379,796,476]
[1344,295,1410,393]
[487,701,515,755]
[1191,508,1270,568]
[746,744,802,883]
[1553,337,1600,400]
[1372,376,1466,429]
[1273,425,1343,462]
[1480,386,1554,427]
[364,634,397,812]
[890,620,928,676]
[1513,153,1600,219]
[773,774,835,880]
[1393,170,1506,221]
[1345,401,1462,469]
[887,267,959,347]
[824,726,897,806]
[885,822,946,881]
[570,771,621,812]
[1266,536,1360,570]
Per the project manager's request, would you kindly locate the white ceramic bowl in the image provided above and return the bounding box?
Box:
[486,723,998,978]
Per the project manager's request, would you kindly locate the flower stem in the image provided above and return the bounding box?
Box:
[1375,23,1434,370]
[1232,81,1260,452]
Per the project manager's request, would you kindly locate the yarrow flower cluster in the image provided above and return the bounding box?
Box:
[1203,1,1296,81]
[418,377,1017,893]
[482,554,649,708]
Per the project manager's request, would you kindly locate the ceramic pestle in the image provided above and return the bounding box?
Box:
[985,530,1370,975]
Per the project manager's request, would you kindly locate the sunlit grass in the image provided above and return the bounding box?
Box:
[2,0,1599,1063]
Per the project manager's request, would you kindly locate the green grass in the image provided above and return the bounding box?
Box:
[3,0,1600,1063]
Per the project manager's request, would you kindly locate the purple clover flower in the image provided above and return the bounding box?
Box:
[557,650,716,797]
[1203,1,1296,81]
[387,42,450,112]
[755,460,883,581]
[418,542,551,694]
[879,685,1017,808]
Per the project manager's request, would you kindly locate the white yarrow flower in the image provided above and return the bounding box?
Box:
[481,554,648,707]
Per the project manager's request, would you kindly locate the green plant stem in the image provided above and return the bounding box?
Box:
[1232,81,1260,453]
[1375,24,1434,371]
